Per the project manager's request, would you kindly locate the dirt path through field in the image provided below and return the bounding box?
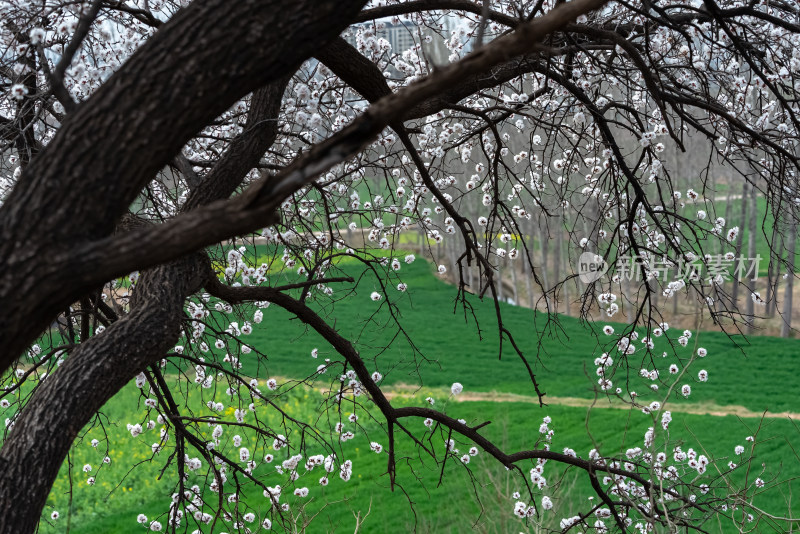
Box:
[381,383,800,420]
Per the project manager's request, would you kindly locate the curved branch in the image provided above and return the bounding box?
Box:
[0,0,367,370]
[204,280,704,528]
[58,0,608,339]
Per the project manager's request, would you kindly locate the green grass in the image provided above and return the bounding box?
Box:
[20,254,800,532]
[38,384,800,533]
[219,255,800,414]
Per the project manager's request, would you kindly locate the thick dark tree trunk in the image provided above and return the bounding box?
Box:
[0,74,290,532]
[0,0,367,372]
[0,256,205,532]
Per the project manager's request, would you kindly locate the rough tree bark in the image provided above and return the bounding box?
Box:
[0,0,605,371]
[0,0,609,528]
[0,255,206,532]
[0,74,290,530]
[0,0,369,371]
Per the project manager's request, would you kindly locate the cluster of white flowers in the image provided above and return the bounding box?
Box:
[3,0,794,529]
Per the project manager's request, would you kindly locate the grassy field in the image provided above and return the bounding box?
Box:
[226,252,800,414]
[24,254,800,532]
[39,386,800,533]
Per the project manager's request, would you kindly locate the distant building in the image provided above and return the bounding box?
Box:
[381,22,418,55]
[342,16,460,66]
[344,21,419,56]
